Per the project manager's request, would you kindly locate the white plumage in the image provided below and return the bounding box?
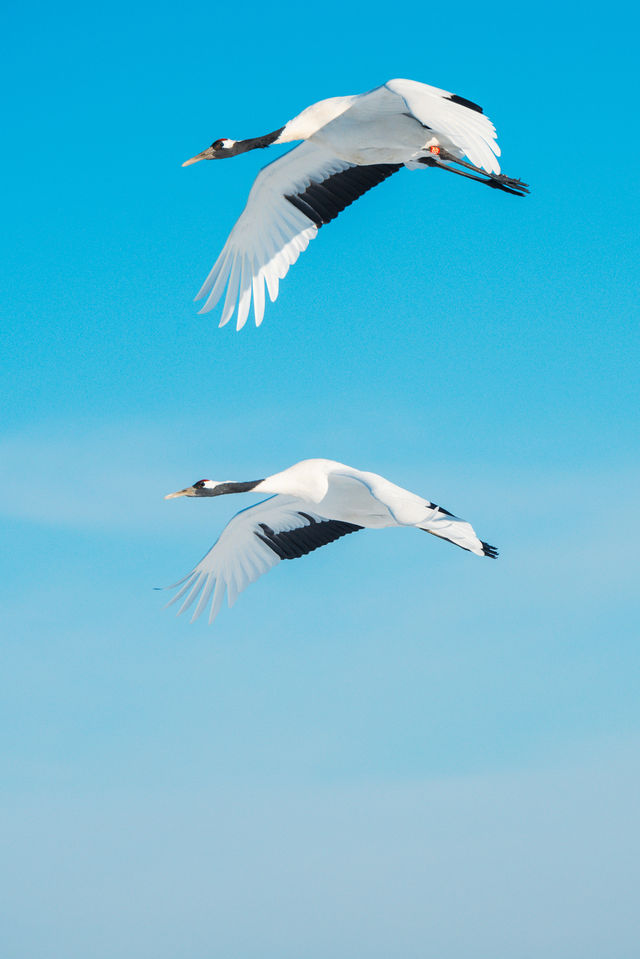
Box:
[163,458,497,624]
[182,79,528,330]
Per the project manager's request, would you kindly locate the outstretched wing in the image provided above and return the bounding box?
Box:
[164,495,363,624]
[195,141,401,329]
[385,78,501,175]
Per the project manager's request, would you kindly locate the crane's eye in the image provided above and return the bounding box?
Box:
[194,480,207,489]
[211,139,226,150]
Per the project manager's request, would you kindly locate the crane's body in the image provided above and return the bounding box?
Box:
[182,79,528,330]
[249,459,447,528]
[278,84,491,167]
[278,92,429,166]
[163,458,497,624]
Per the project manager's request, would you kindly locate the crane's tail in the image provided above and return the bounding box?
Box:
[418,510,498,558]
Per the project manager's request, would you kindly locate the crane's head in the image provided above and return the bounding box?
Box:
[165,479,224,497]
[182,139,236,165]
[165,478,263,499]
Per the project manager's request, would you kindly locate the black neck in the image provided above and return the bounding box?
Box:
[231,127,284,156]
[202,479,264,496]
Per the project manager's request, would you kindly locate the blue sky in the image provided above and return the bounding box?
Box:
[1,0,639,956]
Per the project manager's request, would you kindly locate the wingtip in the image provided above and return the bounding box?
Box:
[481,542,499,559]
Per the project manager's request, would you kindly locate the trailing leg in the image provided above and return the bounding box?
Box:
[419,149,529,196]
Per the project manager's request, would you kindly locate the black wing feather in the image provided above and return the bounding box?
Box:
[285,163,402,228]
[255,512,363,560]
[447,93,483,114]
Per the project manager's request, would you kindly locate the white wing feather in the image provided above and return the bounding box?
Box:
[195,143,353,329]
[165,495,329,624]
[385,78,501,175]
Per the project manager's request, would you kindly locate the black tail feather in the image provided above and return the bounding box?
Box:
[481,542,499,559]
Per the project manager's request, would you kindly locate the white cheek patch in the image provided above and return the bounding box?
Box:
[221,139,236,149]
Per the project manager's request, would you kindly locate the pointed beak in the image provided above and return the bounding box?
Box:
[182,147,214,167]
[164,486,196,499]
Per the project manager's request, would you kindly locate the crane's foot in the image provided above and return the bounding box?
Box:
[489,173,529,194]
[485,176,529,196]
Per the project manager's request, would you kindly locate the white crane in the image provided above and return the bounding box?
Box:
[183,78,528,330]
[162,458,497,624]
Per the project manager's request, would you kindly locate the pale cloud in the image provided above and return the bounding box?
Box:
[1,739,638,959]
[0,417,267,532]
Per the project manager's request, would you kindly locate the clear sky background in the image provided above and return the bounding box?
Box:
[1,1,639,956]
